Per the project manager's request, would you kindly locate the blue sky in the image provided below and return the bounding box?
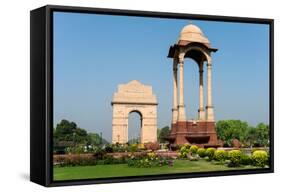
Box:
[53,12,269,141]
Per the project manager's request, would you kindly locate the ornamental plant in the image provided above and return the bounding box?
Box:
[205,148,216,161]
[179,145,190,158]
[127,153,173,168]
[228,150,242,167]
[240,153,252,165]
[147,152,157,160]
[252,150,268,167]
[190,145,199,154]
[197,148,206,158]
[214,149,227,163]
[144,142,160,151]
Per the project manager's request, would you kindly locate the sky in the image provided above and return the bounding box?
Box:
[53,11,270,142]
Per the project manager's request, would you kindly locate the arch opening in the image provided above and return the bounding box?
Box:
[183,58,200,120]
[128,110,142,144]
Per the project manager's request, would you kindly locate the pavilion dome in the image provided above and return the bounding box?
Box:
[178,24,210,44]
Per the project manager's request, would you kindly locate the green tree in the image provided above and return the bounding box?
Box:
[88,133,109,145]
[158,126,170,143]
[255,123,269,147]
[216,120,249,147]
[245,126,258,147]
[54,119,89,146]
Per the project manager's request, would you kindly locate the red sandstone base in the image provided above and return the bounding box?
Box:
[169,121,220,147]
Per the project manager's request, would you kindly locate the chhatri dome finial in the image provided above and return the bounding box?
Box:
[178,23,210,44]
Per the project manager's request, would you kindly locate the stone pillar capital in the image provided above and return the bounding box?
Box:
[207,59,212,67]
[178,52,185,64]
[178,57,184,64]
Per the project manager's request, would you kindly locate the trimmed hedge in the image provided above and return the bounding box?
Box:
[252,150,268,167]
[205,148,216,161]
[190,145,199,154]
[179,144,192,158]
[197,148,206,158]
[228,150,242,167]
[214,149,227,163]
[240,153,252,165]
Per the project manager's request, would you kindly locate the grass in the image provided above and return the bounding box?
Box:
[53,159,257,181]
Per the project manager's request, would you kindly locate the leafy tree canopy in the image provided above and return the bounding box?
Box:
[54,119,108,148]
[158,126,170,143]
[216,120,269,147]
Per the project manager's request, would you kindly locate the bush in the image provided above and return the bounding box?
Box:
[93,147,106,159]
[127,153,173,168]
[144,142,160,151]
[252,150,268,167]
[228,150,242,167]
[190,145,199,154]
[197,148,206,158]
[240,153,252,165]
[112,144,128,152]
[179,145,190,158]
[54,154,97,167]
[101,156,127,165]
[205,148,216,161]
[138,143,145,150]
[105,145,114,153]
[128,143,138,152]
[66,145,85,154]
[182,143,191,149]
[214,149,227,163]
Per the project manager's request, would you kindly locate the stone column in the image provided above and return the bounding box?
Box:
[198,61,205,120]
[206,57,214,121]
[172,58,178,124]
[177,54,186,121]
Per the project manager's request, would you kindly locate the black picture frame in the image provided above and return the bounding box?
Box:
[30,4,274,187]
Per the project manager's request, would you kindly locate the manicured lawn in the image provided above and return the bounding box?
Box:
[53,159,257,181]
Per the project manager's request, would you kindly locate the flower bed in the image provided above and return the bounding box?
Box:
[127,152,174,168]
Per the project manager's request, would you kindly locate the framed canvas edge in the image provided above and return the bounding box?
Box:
[30,4,274,187]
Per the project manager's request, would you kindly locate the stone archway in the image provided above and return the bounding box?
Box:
[111,80,158,144]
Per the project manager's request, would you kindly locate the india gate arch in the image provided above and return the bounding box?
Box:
[167,24,220,147]
[111,80,158,144]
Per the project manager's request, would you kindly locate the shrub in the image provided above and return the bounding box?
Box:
[205,148,216,161]
[127,153,173,168]
[182,143,191,149]
[54,154,97,167]
[179,145,190,158]
[144,142,160,151]
[228,150,242,167]
[105,145,114,153]
[197,148,206,158]
[138,143,145,150]
[93,147,106,159]
[129,143,138,152]
[112,144,128,152]
[214,149,227,163]
[66,145,85,154]
[190,145,199,154]
[240,153,252,165]
[252,150,268,167]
